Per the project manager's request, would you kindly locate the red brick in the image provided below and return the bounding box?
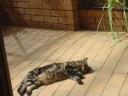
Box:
[43,0,57,9]
[38,22,52,28]
[37,9,50,16]
[115,26,124,32]
[25,21,38,27]
[32,16,44,22]
[56,0,64,10]
[65,11,74,18]
[111,11,123,18]
[114,19,126,26]
[64,0,73,10]
[124,26,128,32]
[100,10,123,18]
[51,10,66,17]
[29,0,43,8]
[22,15,32,20]
[52,24,66,30]
[59,17,74,24]
[45,16,59,23]
[66,25,75,31]
[17,2,30,8]
[42,0,49,3]
[24,9,36,15]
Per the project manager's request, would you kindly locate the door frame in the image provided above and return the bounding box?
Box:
[0,30,13,96]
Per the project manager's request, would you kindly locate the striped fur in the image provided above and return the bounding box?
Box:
[17,58,92,96]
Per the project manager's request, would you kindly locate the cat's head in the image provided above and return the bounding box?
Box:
[80,58,92,73]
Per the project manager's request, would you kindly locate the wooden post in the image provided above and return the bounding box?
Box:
[0,30,13,96]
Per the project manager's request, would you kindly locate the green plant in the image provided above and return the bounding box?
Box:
[97,0,128,39]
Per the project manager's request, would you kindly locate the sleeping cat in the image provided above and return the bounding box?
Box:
[17,58,92,96]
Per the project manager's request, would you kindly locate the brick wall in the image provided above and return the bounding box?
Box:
[80,9,128,32]
[2,0,79,30]
[4,0,127,32]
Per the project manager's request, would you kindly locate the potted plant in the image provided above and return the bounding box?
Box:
[106,0,128,39]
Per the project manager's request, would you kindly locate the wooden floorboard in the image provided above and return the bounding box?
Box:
[119,75,128,96]
[84,39,128,96]
[3,26,128,96]
[102,74,126,96]
[114,47,128,74]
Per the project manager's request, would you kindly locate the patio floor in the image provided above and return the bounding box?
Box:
[3,26,128,96]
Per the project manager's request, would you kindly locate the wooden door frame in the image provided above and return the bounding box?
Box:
[0,30,13,96]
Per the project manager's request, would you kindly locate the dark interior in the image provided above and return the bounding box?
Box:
[79,0,106,9]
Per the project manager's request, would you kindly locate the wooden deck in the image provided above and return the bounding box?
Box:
[3,26,128,96]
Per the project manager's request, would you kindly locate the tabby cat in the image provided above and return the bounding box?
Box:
[17,58,92,96]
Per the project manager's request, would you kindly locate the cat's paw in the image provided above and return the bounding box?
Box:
[77,79,84,85]
[78,81,84,85]
[26,86,32,96]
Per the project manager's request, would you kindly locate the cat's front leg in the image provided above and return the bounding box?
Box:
[67,68,84,78]
[70,75,83,85]
[75,71,84,79]
[70,69,85,79]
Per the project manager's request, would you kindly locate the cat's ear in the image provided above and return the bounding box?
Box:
[83,58,88,62]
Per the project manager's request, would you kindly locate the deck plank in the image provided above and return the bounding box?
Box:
[102,74,126,96]
[114,47,128,74]
[119,75,128,96]
[84,41,128,96]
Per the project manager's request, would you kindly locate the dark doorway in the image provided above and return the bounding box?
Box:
[0,30,13,96]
